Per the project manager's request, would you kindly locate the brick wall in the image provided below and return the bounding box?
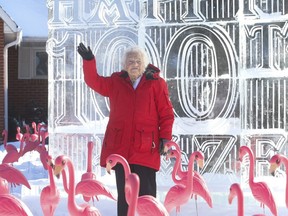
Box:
[0,19,4,138]
[7,47,48,141]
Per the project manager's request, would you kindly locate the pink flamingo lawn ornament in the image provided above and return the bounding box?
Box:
[22,125,41,156]
[229,183,266,216]
[165,143,213,209]
[75,143,116,202]
[0,194,33,216]
[228,183,244,216]
[164,150,204,214]
[0,163,31,191]
[75,174,117,202]
[239,145,278,216]
[106,154,169,216]
[164,141,209,181]
[16,126,23,141]
[35,144,49,170]
[75,141,116,203]
[30,122,39,142]
[81,141,97,182]
[0,178,9,195]
[22,139,40,156]
[40,155,60,216]
[38,123,49,143]
[163,141,185,178]
[269,153,288,208]
[0,164,29,195]
[53,155,102,216]
[60,168,70,193]
[0,163,33,216]
[125,173,139,216]
[35,123,49,170]
[2,129,17,153]
[2,133,28,164]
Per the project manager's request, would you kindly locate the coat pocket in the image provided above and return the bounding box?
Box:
[134,125,155,152]
[104,123,123,149]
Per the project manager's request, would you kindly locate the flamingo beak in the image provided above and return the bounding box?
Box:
[197,159,204,169]
[106,163,112,174]
[228,193,233,204]
[269,163,277,176]
[53,165,62,179]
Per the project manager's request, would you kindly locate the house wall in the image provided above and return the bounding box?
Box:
[7,46,48,141]
[0,19,4,138]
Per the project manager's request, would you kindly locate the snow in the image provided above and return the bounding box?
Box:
[0,1,286,215]
[0,0,48,37]
[0,141,287,216]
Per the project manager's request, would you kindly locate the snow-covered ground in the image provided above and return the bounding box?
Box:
[0,141,286,216]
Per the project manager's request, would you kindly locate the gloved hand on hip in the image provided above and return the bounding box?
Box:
[77,42,94,60]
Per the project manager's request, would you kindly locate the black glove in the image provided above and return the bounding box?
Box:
[77,42,94,60]
[159,138,169,155]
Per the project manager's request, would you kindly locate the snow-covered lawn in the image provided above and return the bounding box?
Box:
[0,142,286,216]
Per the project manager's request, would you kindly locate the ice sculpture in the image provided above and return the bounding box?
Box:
[46,0,288,186]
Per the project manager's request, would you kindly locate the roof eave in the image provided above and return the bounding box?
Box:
[0,6,19,33]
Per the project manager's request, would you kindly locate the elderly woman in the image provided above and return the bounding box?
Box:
[77,43,174,216]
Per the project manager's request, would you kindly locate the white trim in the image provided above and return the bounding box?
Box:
[0,6,18,33]
[4,30,22,130]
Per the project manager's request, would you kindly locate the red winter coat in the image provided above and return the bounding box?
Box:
[83,58,174,171]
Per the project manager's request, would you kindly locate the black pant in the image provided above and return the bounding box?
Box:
[114,163,157,216]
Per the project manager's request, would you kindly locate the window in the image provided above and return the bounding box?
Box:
[18,41,48,79]
[34,49,48,77]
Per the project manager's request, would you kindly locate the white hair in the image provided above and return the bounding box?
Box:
[121,46,149,70]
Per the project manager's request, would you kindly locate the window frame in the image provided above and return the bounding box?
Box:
[18,41,48,79]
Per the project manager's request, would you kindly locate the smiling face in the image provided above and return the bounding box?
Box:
[124,53,145,82]
[122,46,149,83]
